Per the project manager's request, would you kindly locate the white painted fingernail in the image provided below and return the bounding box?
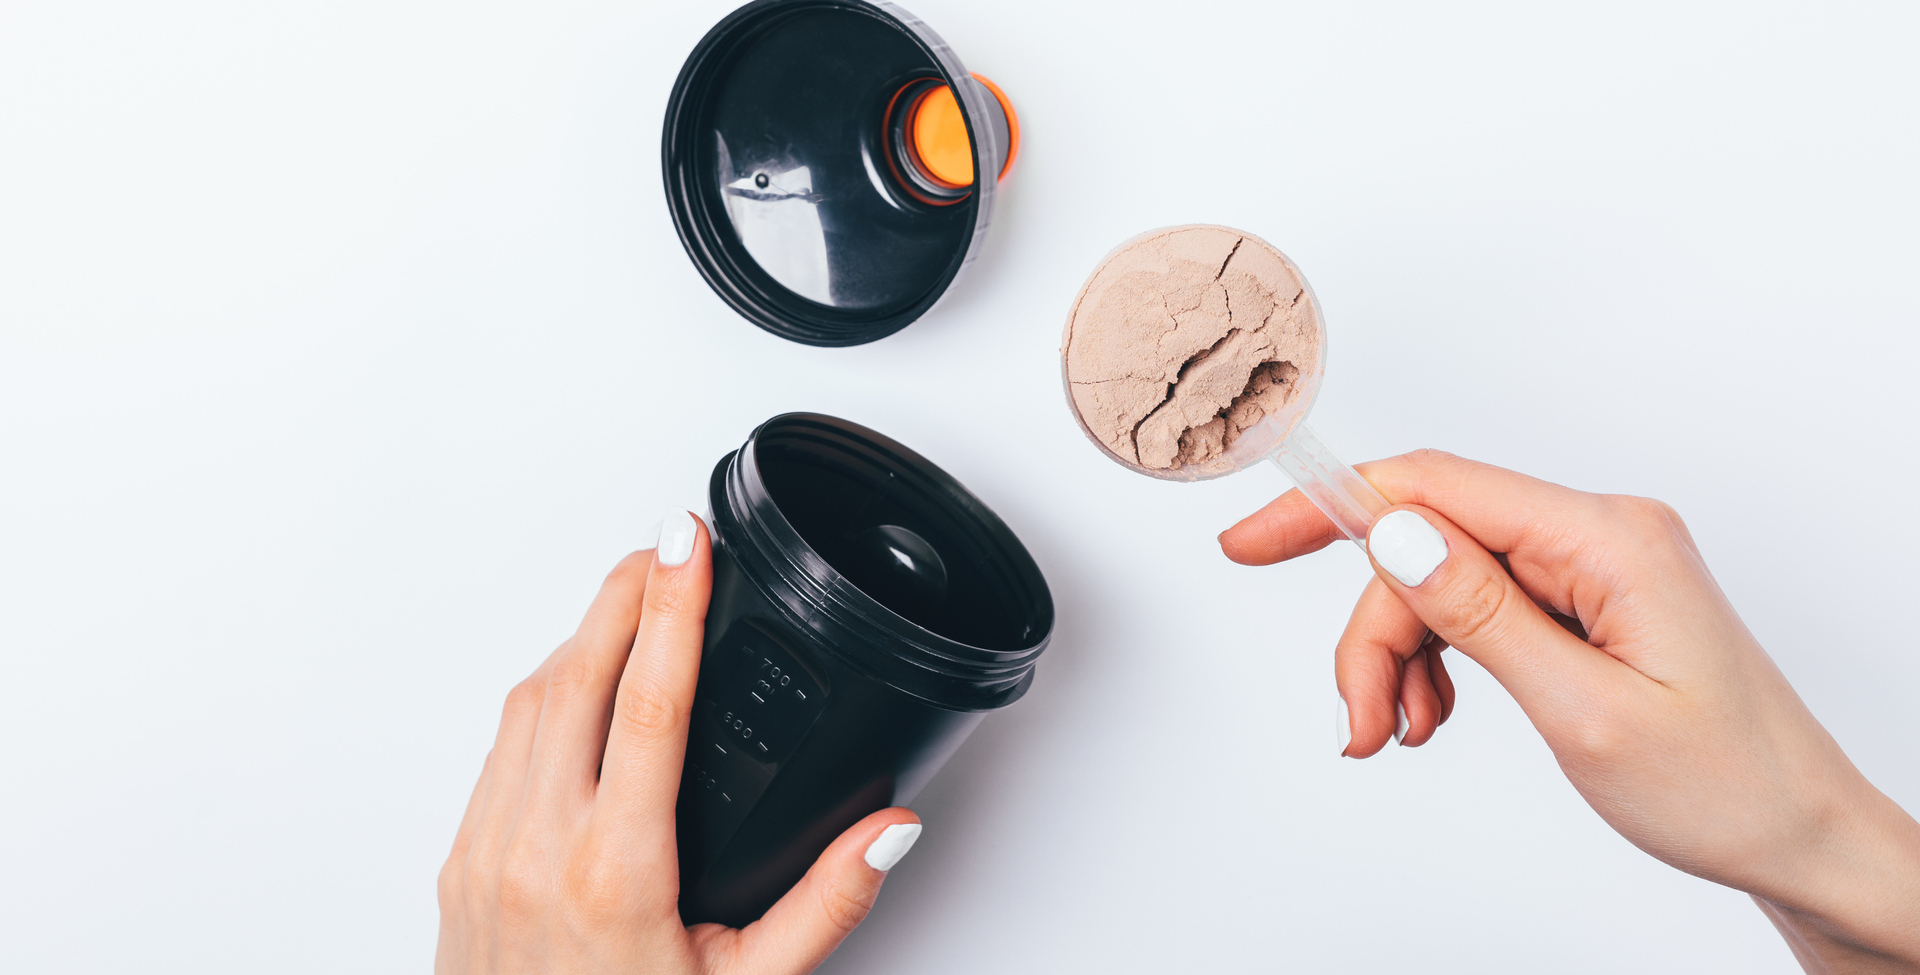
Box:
[1336,695,1352,757]
[1394,704,1408,745]
[1368,509,1448,587]
[654,509,698,567]
[864,823,922,871]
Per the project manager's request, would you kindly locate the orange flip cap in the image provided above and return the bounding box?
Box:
[907,86,972,187]
[906,74,1020,188]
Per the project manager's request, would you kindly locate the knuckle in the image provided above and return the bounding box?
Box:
[1558,710,1634,768]
[1389,449,1471,504]
[644,576,703,623]
[566,853,632,926]
[495,861,545,923]
[614,683,686,742]
[543,654,599,702]
[1434,572,1509,647]
[817,878,874,935]
[502,676,546,722]
[437,856,466,911]
[1606,495,1680,536]
[1596,495,1695,563]
[1402,447,1462,470]
[1649,498,1686,528]
[604,550,653,591]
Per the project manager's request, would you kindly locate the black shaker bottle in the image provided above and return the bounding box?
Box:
[677,413,1053,926]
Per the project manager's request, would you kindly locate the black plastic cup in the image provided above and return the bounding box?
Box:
[678,413,1053,926]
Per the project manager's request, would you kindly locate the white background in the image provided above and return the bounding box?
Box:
[3,0,1916,971]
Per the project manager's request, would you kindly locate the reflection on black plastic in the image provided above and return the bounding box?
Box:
[704,7,969,312]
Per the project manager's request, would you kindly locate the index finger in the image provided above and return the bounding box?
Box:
[1219,449,1596,567]
[593,510,712,864]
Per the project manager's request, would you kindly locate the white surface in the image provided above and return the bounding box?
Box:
[2,1,1916,971]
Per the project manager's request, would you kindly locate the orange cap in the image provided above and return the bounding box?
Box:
[907,85,973,188]
[904,74,1020,188]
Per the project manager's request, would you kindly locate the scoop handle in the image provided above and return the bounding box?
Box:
[1269,423,1390,546]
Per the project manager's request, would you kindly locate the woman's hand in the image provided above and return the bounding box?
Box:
[1220,451,1920,973]
[437,510,921,975]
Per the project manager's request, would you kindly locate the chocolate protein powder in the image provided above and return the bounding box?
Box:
[1062,225,1322,470]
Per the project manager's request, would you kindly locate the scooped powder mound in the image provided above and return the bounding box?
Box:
[1062,226,1321,469]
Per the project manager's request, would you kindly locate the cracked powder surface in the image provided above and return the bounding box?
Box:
[1063,226,1321,469]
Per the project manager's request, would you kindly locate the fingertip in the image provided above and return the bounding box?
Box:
[639,509,713,618]
[1338,690,1396,758]
[1367,508,1451,588]
[1344,732,1391,758]
[1429,642,1457,725]
[1220,490,1339,565]
[852,807,919,843]
[651,508,704,567]
[863,822,923,873]
[1217,515,1264,564]
[816,807,922,875]
[1391,644,1445,748]
[1217,530,1260,565]
[828,807,922,874]
[1397,702,1436,748]
[736,807,919,967]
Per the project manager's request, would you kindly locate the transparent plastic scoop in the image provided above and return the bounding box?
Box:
[1268,423,1387,545]
[1061,226,1387,546]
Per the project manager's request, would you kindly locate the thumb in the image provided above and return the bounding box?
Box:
[727,808,921,974]
[1365,505,1619,719]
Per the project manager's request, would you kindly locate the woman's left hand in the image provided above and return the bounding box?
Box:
[435,510,921,975]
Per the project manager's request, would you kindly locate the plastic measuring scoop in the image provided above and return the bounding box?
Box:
[1060,225,1388,545]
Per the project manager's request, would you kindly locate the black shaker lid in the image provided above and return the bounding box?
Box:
[663,0,1014,347]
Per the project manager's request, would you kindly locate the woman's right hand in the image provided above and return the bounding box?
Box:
[1220,450,1920,973]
